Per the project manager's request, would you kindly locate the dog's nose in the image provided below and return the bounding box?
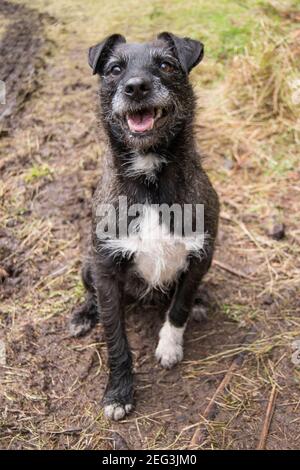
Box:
[124,77,151,100]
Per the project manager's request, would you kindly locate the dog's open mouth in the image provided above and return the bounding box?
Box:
[126,108,166,133]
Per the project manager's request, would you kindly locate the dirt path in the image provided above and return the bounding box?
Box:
[0,0,299,450]
[0,0,55,127]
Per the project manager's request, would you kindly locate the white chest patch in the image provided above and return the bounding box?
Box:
[124,153,166,182]
[103,205,206,290]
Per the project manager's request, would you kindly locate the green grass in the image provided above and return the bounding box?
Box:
[19,0,277,61]
[146,0,262,59]
[222,303,257,324]
[1,0,299,451]
[265,154,295,176]
[24,164,53,183]
[12,0,288,99]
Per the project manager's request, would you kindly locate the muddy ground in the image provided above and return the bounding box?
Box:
[0,0,300,450]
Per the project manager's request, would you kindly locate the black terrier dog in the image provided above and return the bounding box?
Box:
[70,32,219,421]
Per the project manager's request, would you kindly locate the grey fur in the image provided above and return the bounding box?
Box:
[70,32,220,420]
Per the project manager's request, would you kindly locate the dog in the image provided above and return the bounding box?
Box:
[70,32,220,421]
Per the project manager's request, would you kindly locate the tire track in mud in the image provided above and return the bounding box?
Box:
[0,0,55,129]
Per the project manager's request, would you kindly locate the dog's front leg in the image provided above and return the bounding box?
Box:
[95,261,133,421]
[156,257,210,369]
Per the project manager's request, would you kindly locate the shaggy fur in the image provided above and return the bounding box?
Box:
[70,32,220,420]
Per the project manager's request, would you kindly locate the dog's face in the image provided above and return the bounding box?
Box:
[88,33,204,150]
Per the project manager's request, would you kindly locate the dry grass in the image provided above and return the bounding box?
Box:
[0,0,300,450]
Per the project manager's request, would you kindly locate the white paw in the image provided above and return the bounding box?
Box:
[104,402,133,421]
[155,339,183,368]
[155,320,185,369]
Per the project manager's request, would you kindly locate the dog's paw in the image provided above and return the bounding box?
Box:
[155,321,184,369]
[69,316,93,337]
[104,402,133,421]
[69,302,98,338]
[191,304,208,322]
[155,339,183,368]
[155,320,184,368]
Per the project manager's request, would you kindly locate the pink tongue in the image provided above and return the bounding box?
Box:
[127,112,154,133]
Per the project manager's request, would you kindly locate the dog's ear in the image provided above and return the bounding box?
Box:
[88,34,126,75]
[157,32,204,73]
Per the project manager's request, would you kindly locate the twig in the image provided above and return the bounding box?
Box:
[79,349,98,380]
[189,359,239,448]
[189,329,256,449]
[42,427,83,435]
[257,385,278,450]
[213,259,252,279]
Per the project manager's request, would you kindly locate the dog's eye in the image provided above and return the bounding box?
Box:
[159,62,175,73]
[110,64,122,76]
